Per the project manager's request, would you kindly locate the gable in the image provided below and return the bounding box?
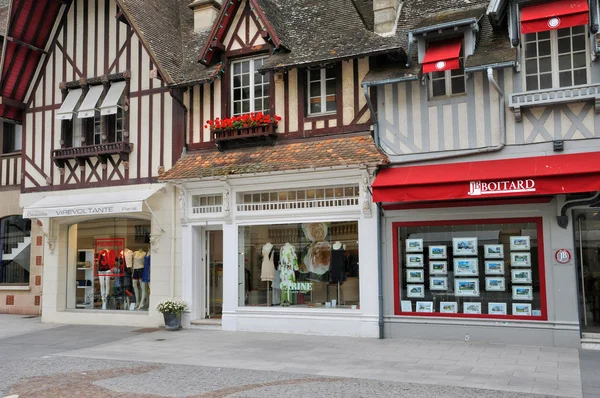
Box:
[223,0,267,52]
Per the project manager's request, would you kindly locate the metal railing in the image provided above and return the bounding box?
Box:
[191,205,223,215]
[237,197,359,212]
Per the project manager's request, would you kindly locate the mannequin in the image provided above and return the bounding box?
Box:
[279,242,298,306]
[139,252,151,309]
[97,249,116,310]
[261,242,275,282]
[132,249,146,309]
[330,241,347,305]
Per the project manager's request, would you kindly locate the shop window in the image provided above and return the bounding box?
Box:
[238,185,360,212]
[395,218,546,319]
[231,57,270,116]
[0,216,31,285]
[191,195,223,215]
[67,218,151,311]
[238,221,359,309]
[524,26,588,91]
[2,122,22,154]
[307,67,337,115]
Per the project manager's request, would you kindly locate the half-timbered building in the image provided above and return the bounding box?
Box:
[158,0,401,337]
[364,0,600,347]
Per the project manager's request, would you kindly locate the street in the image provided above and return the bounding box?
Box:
[0,315,598,398]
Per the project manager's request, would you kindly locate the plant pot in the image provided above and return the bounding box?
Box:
[163,312,181,331]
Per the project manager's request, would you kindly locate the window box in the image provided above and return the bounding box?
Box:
[509,83,600,122]
[212,124,277,151]
[52,141,132,169]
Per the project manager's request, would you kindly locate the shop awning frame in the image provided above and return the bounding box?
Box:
[23,185,165,222]
[520,0,589,34]
[372,151,600,204]
[422,39,463,74]
[56,88,83,120]
[100,81,126,116]
[77,85,104,119]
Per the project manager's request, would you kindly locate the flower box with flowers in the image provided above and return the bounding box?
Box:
[206,113,281,145]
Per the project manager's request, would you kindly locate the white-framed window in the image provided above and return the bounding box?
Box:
[238,185,360,212]
[428,57,466,98]
[231,57,270,116]
[2,122,22,153]
[307,68,336,115]
[523,25,588,91]
[191,194,223,214]
[106,106,124,143]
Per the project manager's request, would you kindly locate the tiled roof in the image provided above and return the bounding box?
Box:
[466,17,515,69]
[159,134,387,180]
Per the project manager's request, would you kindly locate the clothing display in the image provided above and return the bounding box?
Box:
[133,249,146,269]
[330,242,347,283]
[124,248,134,268]
[279,242,298,306]
[98,249,116,271]
[261,242,275,282]
[142,253,151,283]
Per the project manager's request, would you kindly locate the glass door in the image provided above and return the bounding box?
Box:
[205,230,223,318]
[574,211,600,334]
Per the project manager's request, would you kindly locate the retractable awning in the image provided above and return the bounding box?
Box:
[521,0,589,34]
[77,85,104,118]
[100,81,126,116]
[23,185,164,219]
[56,88,83,120]
[422,39,462,74]
[372,151,600,203]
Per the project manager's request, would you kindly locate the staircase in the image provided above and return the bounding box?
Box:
[190,318,222,331]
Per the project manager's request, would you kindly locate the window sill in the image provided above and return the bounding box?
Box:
[428,94,467,106]
[0,151,22,158]
[305,111,337,119]
[509,83,600,122]
[52,141,132,168]
[0,285,30,291]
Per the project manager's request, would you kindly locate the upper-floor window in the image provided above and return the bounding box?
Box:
[422,38,466,99]
[307,68,336,115]
[231,57,270,116]
[524,26,588,91]
[2,122,22,154]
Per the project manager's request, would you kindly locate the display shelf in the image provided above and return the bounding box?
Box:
[77,285,93,289]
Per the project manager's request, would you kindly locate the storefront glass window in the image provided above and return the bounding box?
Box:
[395,218,546,319]
[67,218,151,311]
[238,221,359,309]
[0,216,31,285]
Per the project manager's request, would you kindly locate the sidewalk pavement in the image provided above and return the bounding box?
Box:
[0,315,590,397]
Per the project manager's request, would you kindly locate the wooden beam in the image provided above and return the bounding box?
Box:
[0,96,27,109]
[6,36,48,54]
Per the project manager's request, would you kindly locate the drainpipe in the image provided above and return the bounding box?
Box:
[405,32,414,67]
[377,202,384,339]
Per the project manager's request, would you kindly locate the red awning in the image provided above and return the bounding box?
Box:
[422,39,462,74]
[521,0,589,34]
[372,152,600,203]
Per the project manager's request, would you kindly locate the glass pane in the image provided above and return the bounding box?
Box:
[287,191,296,200]
[309,69,320,81]
[315,189,324,199]
[242,74,250,86]
[207,196,215,206]
[573,52,586,69]
[252,193,260,202]
[539,73,552,89]
[242,61,250,73]
[326,79,336,96]
[524,33,536,42]
[310,82,321,97]
[254,85,263,99]
[242,87,250,100]
[574,68,587,85]
[431,71,445,79]
[255,99,262,112]
[262,98,270,112]
[215,195,222,205]
[539,57,551,73]
[451,77,465,94]
[279,191,287,201]
[325,188,334,198]
[525,42,537,57]
[307,189,315,199]
[557,28,570,37]
[234,102,241,115]
[326,97,336,112]
[559,54,571,71]
[526,76,539,91]
[573,35,586,51]
[344,186,354,196]
[335,187,344,197]
[432,79,446,97]
[326,68,335,79]
[254,72,263,84]
[242,101,250,113]
[558,38,571,54]
[538,31,550,40]
[296,190,305,200]
[270,192,278,201]
[572,25,585,35]
[538,40,551,56]
[233,76,241,89]
[243,194,252,203]
[559,71,572,87]
[234,89,241,101]
[310,101,321,114]
[525,59,538,74]
[234,62,241,74]
[261,193,269,202]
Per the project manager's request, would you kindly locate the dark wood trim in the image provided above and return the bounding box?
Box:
[350,104,369,125]
[221,56,230,119]
[72,0,77,81]
[189,85,194,144]
[335,62,343,128]
[136,39,142,179]
[17,0,37,43]
[23,171,41,188]
[55,41,83,78]
[22,176,157,193]
[199,84,204,143]
[129,86,169,98]
[9,47,32,99]
[353,59,359,115]
[224,45,270,60]
[268,71,275,117]
[94,0,98,77]
[284,71,289,133]
[0,97,27,109]
[108,28,134,75]
[160,90,164,168]
[82,0,88,75]
[6,37,47,54]
[103,0,109,75]
[297,68,305,136]
[148,58,153,178]
[210,82,214,122]
[303,114,336,123]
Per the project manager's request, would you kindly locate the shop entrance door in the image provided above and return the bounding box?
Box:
[574,211,600,335]
[205,230,223,319]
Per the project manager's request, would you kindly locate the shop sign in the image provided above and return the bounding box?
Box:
[288,282,313,293]
[24,201,143,219]
[468,179,536,196]
[555,249,572,264]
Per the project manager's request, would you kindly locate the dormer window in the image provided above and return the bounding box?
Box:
[423,38,465,98]
[521,1,589,91]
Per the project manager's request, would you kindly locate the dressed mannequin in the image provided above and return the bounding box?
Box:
[261,242,275,282]
[97,249,116,310]
[139,252,151,309]
[132,249,146,309]
[331,241,347,283]
[279,242,298,306]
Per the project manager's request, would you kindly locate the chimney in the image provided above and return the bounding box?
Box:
[188,0,222,32]
[373,0,401,35]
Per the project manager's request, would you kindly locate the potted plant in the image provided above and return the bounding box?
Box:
[156,298,187,330]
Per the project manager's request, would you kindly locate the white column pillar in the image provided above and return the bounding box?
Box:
[221,222,238,331]
[181,224,195,322]
[358,210,380,338]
